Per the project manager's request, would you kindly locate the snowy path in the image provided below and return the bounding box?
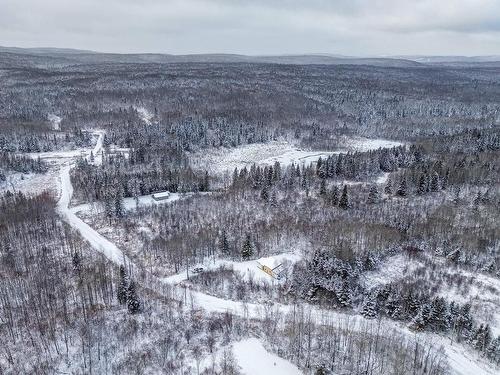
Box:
[57,165,132,265]
[55,131,132,266]
[46,131,498,375]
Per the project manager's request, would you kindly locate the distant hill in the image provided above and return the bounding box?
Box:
[0,46,423,68]
[2,46,500,69]
[395,55,500,67]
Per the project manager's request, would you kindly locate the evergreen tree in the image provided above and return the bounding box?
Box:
[270,191,278,207]
[367,185,379,204]
[339,185,350,209]
[384,180,392,195]
[396,177,407,197]
[385,292,403,319]
[260,186,269,201]
[115,189,125,218]
[241,234,253,260]
[361,293,378,319]
[417,173,427,195]
[127,280,141,314]
[300,173,308,190]
[456,303,474,342]
[104,192,114,222]
[72,251,82,273]
[442,169,450,190]
[337,282,352,308]
[272,161,281,182]
[329,185,339,206]
[469,324,492,352]
[429,297,449,332]
[199,171,210,192]
[117,265,128,305]
[319,178,327,196]
[473,192,482,207]
[430,172,440,192]
[486,336,500,363]
[231,168,239,188]
[219,230,230,256]
[411,303,432,331]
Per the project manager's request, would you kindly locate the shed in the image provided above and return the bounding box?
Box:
[152,191,170,201]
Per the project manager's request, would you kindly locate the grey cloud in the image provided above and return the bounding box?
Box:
[0,0,499,55]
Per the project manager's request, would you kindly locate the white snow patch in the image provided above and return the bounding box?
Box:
[346,137,404,152]
[375,172,391,185]
[233,338,302,375]
[48,114,61,130]
[136,107,153,125]
[190,141,331,175]
[0,168,61,196]
[362,254,424,289]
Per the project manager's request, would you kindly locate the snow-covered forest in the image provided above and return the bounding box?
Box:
[0,49,499,374]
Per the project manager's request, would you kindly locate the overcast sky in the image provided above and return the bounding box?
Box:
[1,0,500,56]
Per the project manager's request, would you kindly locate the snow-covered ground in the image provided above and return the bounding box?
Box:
[233,338,302,375]
[375,172,391,184]
[347,137,403,152]
[19,129,495,375]
[190,137,404,175]
[362,253,500,336]
[162,252,302,285]
[23,130,105,161]
[362,253,425,289]
[71,191,184,214]
[0,167,61,196]
[48,113,62,130]
[136,106,154,125]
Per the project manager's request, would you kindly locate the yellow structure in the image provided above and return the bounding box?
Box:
[257,262,283,279]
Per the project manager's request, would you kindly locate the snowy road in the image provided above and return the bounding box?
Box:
[47,131,498,375]
[55,131,133,266]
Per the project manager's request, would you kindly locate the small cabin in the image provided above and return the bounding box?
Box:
[152,191,170,201]
[257,260,283,279]
[260,264,274,277]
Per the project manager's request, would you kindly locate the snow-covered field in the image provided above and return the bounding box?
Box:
[233,338,302,375]
[0,167,62,195]
[190,137,404,175]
